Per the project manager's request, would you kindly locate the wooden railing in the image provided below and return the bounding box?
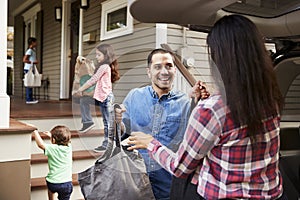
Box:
[161,43,196,87]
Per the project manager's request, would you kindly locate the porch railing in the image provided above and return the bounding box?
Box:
[161,44,196,94]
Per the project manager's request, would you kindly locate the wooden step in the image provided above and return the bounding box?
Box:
[31,175,85,199]
[31,174,79,191]
[31,150,104,192]
[31,129,104,140]
[21,116,103,132]
[31,129,105,154]
[31,150,103,164]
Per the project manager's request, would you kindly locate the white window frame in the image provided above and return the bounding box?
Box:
[100,0,133,40]
[22,3,41,50]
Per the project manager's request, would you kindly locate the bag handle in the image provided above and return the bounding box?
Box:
[33,64,40,75]
[27,64,33,73]
[96,103,123,164]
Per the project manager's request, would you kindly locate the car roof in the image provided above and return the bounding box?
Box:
[130,0,300,41]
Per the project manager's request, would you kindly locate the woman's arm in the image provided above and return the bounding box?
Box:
[75,64,108,96]
[23,55,31,64]
[128,103,222,178]
[23,49,38,64]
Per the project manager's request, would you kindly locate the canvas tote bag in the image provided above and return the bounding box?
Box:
[72,56,95,97]
[78,104,155,200]
[24,64,42,87]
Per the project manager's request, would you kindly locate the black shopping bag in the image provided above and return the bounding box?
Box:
[78,104,155,200]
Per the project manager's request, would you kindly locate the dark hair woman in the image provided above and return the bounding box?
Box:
[125,15,286,200]
[95,43,120,83]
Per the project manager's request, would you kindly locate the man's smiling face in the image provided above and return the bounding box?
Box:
[147,52,176,96]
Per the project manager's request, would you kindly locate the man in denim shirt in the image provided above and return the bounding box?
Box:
[118,49,207,200]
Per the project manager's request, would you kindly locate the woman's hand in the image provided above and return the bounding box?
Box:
[76,56,86,63]
[72,90,83,97]
[127,132,154,150]
[189,80,210,102]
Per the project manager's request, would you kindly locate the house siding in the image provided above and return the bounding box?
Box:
[13,14,25,99]
[80,13,213,103]
[13,0,62,100]
[81,0,156,104]
[166,24,212,94]
[13,0,212,103]
[41,0,62,100]
[14,0,298,121]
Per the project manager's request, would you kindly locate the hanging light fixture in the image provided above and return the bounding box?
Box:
[80,0,90,10]
[55,7,62,22]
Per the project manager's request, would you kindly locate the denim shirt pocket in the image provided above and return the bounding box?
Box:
[160,116,185,148]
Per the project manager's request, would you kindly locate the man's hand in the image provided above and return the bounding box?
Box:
[127,132,154,150]
[115,104,126,123]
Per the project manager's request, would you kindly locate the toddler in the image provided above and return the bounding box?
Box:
[34,125,73,200]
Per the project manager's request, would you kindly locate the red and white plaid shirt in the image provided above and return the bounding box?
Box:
[148,94,283,199]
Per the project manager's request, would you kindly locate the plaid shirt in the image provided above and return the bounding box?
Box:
[147,94,283,199]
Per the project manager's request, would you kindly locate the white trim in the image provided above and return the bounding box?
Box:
[78,9,84,56]
[60,1,71,99]
[0,95,10,128]
[21,3,41,22]
[100,0,133,40]
[0,0,9,128]
[0,134,31,162]
[155,23,167,48]
[22,3,41,50]
[13,0,37,16]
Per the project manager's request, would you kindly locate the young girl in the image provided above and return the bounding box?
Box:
[75,44,120,152]
[23,37,39,104]
[34,126,73,200]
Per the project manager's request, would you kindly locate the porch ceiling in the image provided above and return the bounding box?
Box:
[8,0,31,26]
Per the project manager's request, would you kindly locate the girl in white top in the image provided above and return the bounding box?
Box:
[23,37,38,104]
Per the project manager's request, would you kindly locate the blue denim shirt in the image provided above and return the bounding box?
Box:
[122,85,191,199]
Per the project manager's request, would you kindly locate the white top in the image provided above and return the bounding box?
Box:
[24,48,37,70]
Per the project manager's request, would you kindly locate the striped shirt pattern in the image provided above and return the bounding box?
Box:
[147,94,283,199]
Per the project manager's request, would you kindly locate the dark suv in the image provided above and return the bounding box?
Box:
[131,0,300,199]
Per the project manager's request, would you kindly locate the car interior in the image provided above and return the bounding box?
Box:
[130,0,300,199]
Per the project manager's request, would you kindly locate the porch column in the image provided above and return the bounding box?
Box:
[0,0,10,128]
[156,23,167,48]
[60,0,71,99]
[78,9,84,56]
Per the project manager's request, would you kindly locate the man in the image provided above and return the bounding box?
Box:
[117,48,208,200]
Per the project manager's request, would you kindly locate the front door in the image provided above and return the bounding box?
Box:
[69,1,80,98]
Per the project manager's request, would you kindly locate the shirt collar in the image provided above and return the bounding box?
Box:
[149,86,175,99]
